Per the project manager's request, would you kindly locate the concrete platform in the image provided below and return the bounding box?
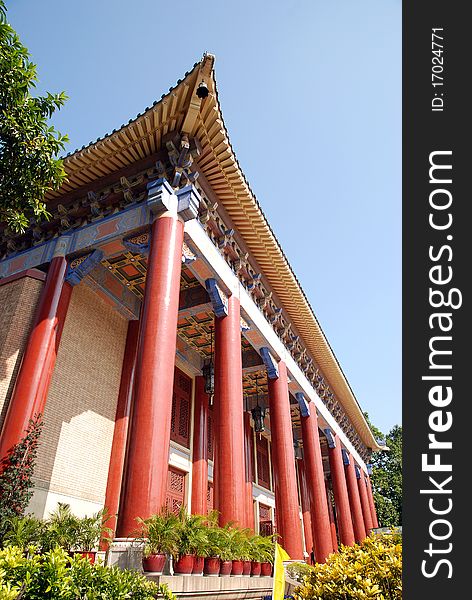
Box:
[147,574,274,600]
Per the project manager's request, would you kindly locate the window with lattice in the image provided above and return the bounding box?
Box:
[256,434,271,489]
[207,481,214,513]
[259,503,273,536]
[165,466,186,514]
[170,367,192,448]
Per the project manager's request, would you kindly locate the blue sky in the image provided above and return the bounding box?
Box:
[9,0,401,434]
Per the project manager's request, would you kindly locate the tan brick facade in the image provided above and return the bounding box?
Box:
[0,273,44,432]
[32,282,128,517]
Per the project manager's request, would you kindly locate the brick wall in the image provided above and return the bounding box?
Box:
[32,282,128,518]
[0,274,44,431]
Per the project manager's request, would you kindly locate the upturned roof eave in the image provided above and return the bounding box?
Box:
[47,55,382,453]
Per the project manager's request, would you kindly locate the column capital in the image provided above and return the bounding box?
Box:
[146,178,178,217]
[176,184,201,221]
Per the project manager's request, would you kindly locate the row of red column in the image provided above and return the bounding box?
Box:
[0,209,379,561]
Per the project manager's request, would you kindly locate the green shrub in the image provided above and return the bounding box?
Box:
[0,545,175,599]
[294,534,402,600]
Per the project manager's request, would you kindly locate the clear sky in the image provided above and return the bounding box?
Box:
[9,0,401,434]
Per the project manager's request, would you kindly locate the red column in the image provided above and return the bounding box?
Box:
[325,479,338,552]
[119,213,184,535]
[300,410,333,563]
[367,475,379,528]
[191,376,209,515]
[297,460,314,563]
[344,454,366,543]
[327,434,355,547]
[244,412,255,530]
[268,360,303,559]
[102,320,140,542]
[0,256,71,460]
[357,468,374,534]
[214,294,246,527]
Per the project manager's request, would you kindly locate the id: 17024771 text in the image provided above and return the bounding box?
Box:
[432,28,444,112]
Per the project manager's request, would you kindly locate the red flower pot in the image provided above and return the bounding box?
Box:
[72,551,96,564]
[251,561,261,576]
[174,554,195,575]
[231,560,244,576]
[142,554,166,574]
[193,556,204,575]
[242,560,252,575]
[219,559,232,576]
[261,562,273,576]
[203,557,220,576]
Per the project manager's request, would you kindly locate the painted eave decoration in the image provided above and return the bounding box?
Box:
[45,53,382,452]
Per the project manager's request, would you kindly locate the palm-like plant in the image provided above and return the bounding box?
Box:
[2,515,44,551]
[43,503,79,552]
[75,508,113,552]
[135,511,180,557]
[174,508,208,558]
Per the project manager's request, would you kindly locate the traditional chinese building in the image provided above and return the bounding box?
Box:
[0,54,383,563]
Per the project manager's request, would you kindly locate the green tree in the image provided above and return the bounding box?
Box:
[0,0,68,234]
[365,413,402,527]
[0,414,43,543]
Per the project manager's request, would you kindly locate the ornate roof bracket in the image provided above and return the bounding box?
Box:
[65,249,104,287]
[324,428,336,449]
[295,392,310,417]
[341,448,350,466]
[259,347,279,380]
[205,278,228,318]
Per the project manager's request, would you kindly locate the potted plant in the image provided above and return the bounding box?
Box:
[249,534,263,576]
[202,526,222,576]
[173,509,208,575]
[74,508,113,563]
[239,531,253,576]
[227,527,246,576]
[216,527,233,576]
[136,511,179,574]
[259,535,275,576]
[42,503,78,554]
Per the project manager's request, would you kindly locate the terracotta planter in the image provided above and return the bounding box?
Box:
[203,557,220,576]
[231,559,244,576]
[142,553,166,574]
[192,556,204,575]
[72,551,96,564]
[219,559,232,576]
[251,560,261,576]
[174,554,195,575]
[242,560,252,575]
[261,562,273,576]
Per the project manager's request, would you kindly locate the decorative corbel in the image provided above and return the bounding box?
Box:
[205,278,228,318]
[341,448,350,466]
[123,231,150,255]
[259,347,279,379]
[65,249,104,286]
[295,392,310,417]
[324,428,336,449]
